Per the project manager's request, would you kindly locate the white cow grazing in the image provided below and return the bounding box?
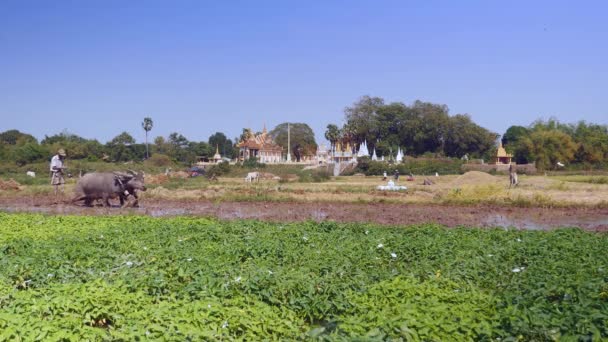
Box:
[245,172,260,182]
[26,171,36,178]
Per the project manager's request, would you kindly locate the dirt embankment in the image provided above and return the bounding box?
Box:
[0,194,607,231]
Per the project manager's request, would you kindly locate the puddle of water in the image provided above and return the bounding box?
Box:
[484,214,548,230]
[149,208,187,217]
[484,214,608,230]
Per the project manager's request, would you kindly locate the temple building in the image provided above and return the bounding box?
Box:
[494,142,513,165]
[237,127,283,163]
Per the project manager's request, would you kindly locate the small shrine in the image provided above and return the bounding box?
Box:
[212,145,222,163]
[494,142,512,165]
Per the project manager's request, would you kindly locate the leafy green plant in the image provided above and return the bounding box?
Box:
[0,214,606,340]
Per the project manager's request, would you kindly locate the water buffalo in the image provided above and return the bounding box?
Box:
[72,171,146,207]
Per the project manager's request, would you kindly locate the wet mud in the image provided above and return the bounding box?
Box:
[1,195,607,231]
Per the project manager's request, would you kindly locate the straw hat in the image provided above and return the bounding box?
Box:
[57,149,66,157]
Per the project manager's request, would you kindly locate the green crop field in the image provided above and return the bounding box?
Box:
[0,213,607,340]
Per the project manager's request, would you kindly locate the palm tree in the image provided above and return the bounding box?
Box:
[141,117,153,159]
[324,124,340,150]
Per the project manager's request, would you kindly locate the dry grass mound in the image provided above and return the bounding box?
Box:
[0,178,22,191]
[451,171,501,186]
[146,174,169,185]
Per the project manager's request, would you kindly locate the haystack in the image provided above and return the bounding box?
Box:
[451,171,501,186]
[0,178,22,191]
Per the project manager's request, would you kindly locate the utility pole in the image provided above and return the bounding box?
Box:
[286,123,291,162]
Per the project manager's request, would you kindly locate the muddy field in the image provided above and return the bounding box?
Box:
[1,194,607,231]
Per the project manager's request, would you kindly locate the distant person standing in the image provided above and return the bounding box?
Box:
[394,169,400,181]
[382,171,387,181]
[50,149,67,196]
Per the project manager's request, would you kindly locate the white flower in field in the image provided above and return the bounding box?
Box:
[222,321,229,329]
[187,258,192,262]
[207,304,212,308]
[516,238,522,242]
[178,239,183,243]
[511,267,523,273]
[145,330,151,336]
[99,235,104,239]
[126,261,133,267]
[302,236,308,241]
[377,243,384,249]
[487,254,494,257]
[143,247,148,251]
[390,252,397,258]
[268,270,273,275]
[47,273,54,278]
[235,276,241,283]
[365,230,369,235]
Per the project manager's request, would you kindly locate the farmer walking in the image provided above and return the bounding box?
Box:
[50,149,67,196]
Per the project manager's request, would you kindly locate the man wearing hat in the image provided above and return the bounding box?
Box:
[50,149,67,195]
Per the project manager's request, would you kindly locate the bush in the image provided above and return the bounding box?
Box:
[297,168,331,183]
[146,154,172,167]
[242,157,266,169]
[207,161,231,177]
[356,158,463,176]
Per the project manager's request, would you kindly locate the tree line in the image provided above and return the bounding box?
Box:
[325,96,498,160]
[0,128,238,166]
[0,118,319,166]
[503,119,608,170]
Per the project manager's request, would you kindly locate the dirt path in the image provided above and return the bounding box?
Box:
[1,195,607,231]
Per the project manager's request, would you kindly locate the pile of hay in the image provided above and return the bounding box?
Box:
[0,178,22,191]
[258,172,280,180]
[168,171,190,179]
[451,171,501,186]
[145,174,169,185]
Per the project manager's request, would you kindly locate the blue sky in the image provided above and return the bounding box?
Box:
[1,0,607,145]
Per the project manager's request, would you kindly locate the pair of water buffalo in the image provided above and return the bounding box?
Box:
[71,171,146,207]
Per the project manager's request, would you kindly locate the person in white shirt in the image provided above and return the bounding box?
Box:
[50,149,67,195]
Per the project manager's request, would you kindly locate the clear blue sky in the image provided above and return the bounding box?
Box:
[2,0,607,145]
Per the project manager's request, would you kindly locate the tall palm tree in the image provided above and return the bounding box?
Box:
[324,124,340,150]
[142,117,153,159]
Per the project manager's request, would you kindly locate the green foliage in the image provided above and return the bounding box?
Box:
[356,158,463,175]
[270,123,318,161]
[520,130,578,170]
[12,142,49,166]
[145,153,172,167]
[296,167,332,183]
[1,214,606,340]
[0,129,37,145]
[208,132,235,159]
[242,156,266,169]
[337,97,497,158]
[206,160,231,176]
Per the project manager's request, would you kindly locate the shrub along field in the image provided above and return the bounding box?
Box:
[0,213,607,340]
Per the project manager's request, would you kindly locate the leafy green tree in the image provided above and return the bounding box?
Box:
[0,129,37,145]
[41,131,103,160]
[502,126,529,146]
[208,132,235,159]
[167,132,192,164]
[519,130,578,170]
[343,95,384,145]
[270,123,317,162]
[324,124,340,150]
[142,117,153,159]
[12,142,48,166]
[570,121,608,166]
[443,114,497,158]
[106,132,137,162]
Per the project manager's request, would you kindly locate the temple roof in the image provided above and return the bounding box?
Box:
[237,128,283,152]
[496,143,512,158]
